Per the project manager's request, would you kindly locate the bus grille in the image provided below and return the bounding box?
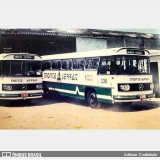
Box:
[2,83,42,91]
[118,83,151,91]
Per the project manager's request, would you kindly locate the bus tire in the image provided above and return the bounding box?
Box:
[86,90,99,108]
[43,85,50,98]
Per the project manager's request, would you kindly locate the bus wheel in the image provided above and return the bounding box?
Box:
[87,90,99,108]
[43,86,50,98]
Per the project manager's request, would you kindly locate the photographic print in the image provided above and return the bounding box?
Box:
[1,0,160,159]
[0,28,160,129]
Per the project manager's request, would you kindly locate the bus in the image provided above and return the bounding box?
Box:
[149,50,160,97]
[0,53,43,102]
[42,48,154,108]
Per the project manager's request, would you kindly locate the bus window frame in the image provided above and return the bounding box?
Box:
[72,58,85,70]
[51,59,62,70]
[42,60,52,71]
[85,57,100,70]
[98,56,114,75]
[61,59,72,70]
[1,60,42,77]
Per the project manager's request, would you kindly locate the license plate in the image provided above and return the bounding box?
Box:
[21,93,28,97]
[140,94,146,99]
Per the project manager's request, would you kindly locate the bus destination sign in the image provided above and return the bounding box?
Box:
[14,55,34,59]
[127,50,145,55]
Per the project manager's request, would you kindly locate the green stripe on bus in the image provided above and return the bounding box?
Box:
[47,82,112,91]
[46,82,113,101]
[62,84,76,91]
[60,92,85,100]
[48,83,76,91]
[47,82,112,96]
[60,92,113,102]
[95,87,112,96]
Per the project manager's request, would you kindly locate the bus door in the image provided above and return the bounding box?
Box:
[150,62,159,97]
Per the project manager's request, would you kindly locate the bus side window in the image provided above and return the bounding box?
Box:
[91,58,99,69]
[98,57,111,75]
[69,60,72,70]
[79,59,85,70]
[85,59,93,69]
[85,58,99,69]
[62,59,72,70]
[73,59,84,70]
[62,61,67,70]
[73,60,77,69]
[42,60,52,71]
[52,60,61,70]
[85,59,90,69]
[57,61,61,70]
[52,60,56,69]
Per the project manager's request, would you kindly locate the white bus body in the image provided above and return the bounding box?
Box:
[42,48,154,108]
[0,53,43,101]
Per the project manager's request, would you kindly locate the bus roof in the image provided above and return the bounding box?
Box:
[147,50,160,57]
[42,47,150,60]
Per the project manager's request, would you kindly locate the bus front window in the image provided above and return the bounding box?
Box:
[2,61,10,76]
[1,60,42,77]
[11,61,23,76]
[25,61,42,77]
[1,61,23,76]
[113,56,150,75]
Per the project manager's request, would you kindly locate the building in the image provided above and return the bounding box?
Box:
[0,28,160,55]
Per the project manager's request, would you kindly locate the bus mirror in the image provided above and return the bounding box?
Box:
[98,65,110,74]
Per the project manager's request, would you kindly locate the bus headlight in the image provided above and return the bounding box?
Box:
[3,84,12,90]
[119,84,130,91]
[150,83,154,90]
[36,84,42,89]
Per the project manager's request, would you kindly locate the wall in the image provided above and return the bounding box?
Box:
[76,37,107,52]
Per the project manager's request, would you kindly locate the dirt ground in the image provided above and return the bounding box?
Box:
[0,97,160,129]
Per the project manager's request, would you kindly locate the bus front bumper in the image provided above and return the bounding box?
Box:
[0,92,43,100]
[113,93,155,103]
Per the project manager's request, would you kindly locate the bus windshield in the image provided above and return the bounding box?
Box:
[1,60,42,77]
[99,55,150,75]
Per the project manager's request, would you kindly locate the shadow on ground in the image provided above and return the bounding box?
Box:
[53,96,160,112]
[0,96,64,108]
[0,94,159,112]
[101,102,159,112]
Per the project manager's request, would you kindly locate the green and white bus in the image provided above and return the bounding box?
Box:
[42,48,154,108]
[0,53,43,102]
